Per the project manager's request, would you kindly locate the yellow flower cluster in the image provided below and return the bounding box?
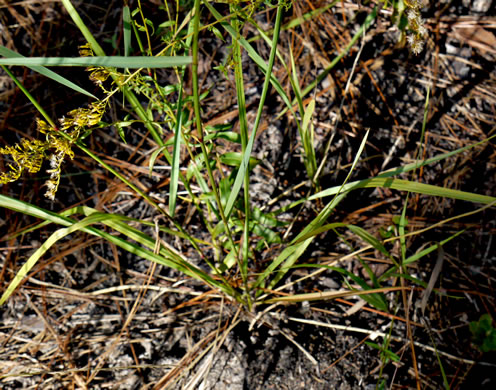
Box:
[404,0,427,55]
[59,100,106,130]
[79,43,111,88]
[0,100,106,200]
[1,42,110,200]
[0,138,45,183]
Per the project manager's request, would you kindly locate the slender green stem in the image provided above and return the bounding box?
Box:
[60,0,209,246]
[137,0,153,56]
[223,1,285,219]
[62,0,166,145]
[1,65,55,127]
[230,4,251,307]
[191,0,242,289]
[61,0,105,55]
[169,70,185,217]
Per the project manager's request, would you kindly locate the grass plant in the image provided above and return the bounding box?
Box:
[0,0,495,388]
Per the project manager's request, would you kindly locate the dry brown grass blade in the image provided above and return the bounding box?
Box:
[26,296,88,389]
[420,244,445,316]
[451,21,496,55]
[152,325,218,389]
[287,316,487,366]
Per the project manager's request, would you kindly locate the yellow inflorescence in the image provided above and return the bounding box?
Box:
[1,100,106,200]
[79,43,111,88]
[403,0,421,8]
[0,138,46,184]
[1,42,110,200]
[59,101,107,131]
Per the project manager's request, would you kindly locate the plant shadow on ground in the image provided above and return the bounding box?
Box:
[1,0,496,389]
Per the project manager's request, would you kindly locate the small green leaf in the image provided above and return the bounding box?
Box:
[116,123,127,144]
[210,25,225,41]
[160,84,178,95]
[470,314,496,352]
[220,152,260,170]
[149,145,169,176]
[158,21,176,29]
[392,215,408,225]
[379,226,394,239]
[204,131,241,143]
[218,249,237,272]
[365,341,400,362]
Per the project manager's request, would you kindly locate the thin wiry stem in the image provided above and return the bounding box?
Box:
[191,0,243,304]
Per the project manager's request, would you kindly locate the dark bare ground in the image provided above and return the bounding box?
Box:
[1,1,496,389]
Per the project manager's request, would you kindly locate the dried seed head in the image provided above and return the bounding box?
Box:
[405,0,427,55]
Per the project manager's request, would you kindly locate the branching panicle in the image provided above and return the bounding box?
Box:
[1,103,106,199]
[1,42,111,200]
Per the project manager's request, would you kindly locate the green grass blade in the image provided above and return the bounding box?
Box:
[398,195,409,263]
[123,5,132,57]
[404,230,464,266]
[366,341,401,363]
[0,64,56,127]
[204,1,293,113]
[0,195,239,303]
[301,100,315,141]
[231,6,252,290]
[378,230,466,283]
[270,135,496,215]
[291,222,347,244]
[0,194,77,227]
[149,145,169,176]
[432,339,451,390]
[254,192,349,292]
[43,205,210,266]
[219,152,259,169]
[255,130,370,290]
[308,178,496,205]
[0,212,117,305]
[61,0,105,55]
[0,46,97,99]
[301,99,317,180]
[289,45,304,114]
[347,224,392,259]
[0,56,192,68]
[253,237,314,292]
[416,86,430,160]
[220,1,285,219]
[377,133,496,178]
[335,268,388,311]
[169,75,185,217]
